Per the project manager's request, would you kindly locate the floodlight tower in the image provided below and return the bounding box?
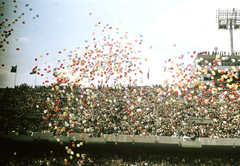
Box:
[216,8,240,55]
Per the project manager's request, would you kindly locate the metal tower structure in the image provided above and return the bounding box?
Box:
[216,8,240,55]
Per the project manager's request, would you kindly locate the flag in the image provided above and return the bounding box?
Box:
[11,65,17,73]
[147,68,150,80]
[30,66,37,74]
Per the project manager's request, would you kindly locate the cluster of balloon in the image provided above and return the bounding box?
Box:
[159,51,240,114]
[39,23,152,152]
[52,135,87,164]
[47,24,147,87]
[162,51,197,86]
[38,13,152,162]
[0,1,39,52]
[30,21,149,86]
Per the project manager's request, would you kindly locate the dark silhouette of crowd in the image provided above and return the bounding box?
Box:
[1,81,240,138]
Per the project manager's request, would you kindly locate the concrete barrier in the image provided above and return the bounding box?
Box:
[189,118,213,125]
[33,132,52,141]
[2,132,240,149]
[132,136,155,144]
[12,135,33,142]
[182,141,202,148]
[0,131,14,140]
[86,137,106,144]
[49,136,70,143]
[69,133,88,141]
[157,137,181,144]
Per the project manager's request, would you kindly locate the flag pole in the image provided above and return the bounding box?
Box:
[14,64,18,87]
[148,65,150,86]
[35,66,37,87]
[111,76,112,87]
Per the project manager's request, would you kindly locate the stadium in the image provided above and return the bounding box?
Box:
[1,1,240,166]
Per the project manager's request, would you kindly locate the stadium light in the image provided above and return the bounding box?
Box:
[216,8,240,55]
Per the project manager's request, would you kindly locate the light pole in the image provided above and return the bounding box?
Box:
[216,8,240,55]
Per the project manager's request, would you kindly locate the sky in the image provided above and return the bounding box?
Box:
[0,0,240,88]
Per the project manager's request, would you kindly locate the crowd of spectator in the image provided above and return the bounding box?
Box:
[1,81,240,138]
[2,149,240,166]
